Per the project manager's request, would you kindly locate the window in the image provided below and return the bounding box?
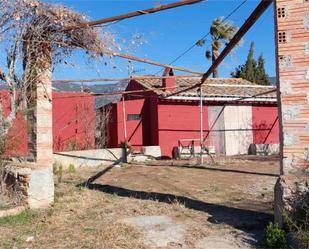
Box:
[127,114,141,121]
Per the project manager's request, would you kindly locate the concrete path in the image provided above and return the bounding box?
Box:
[120,215,257,248]
[121,215,187,247]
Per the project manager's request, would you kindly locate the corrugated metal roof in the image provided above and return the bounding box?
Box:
[134,77,277,100]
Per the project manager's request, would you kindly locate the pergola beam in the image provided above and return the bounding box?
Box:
[105,51,204,75]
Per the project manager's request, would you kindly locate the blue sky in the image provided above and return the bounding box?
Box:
[43,0,276,81]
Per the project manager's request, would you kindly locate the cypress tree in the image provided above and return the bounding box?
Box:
[242,42,257,83]
[256,54,270,85]
[231,42,270,85]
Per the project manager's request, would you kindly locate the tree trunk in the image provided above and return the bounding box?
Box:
[212,45,219,78]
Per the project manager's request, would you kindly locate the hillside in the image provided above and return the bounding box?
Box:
[53,81,128,109]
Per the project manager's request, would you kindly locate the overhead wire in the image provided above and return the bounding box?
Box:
[154,0,248,76]
[166,0,274,98]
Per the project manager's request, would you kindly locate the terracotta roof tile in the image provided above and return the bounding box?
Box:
[134,77,277,100]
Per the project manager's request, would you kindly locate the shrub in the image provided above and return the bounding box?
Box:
[264,222,287,249]
[283,191,309,249]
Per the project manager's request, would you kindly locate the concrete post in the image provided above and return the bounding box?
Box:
[274,0,309,224]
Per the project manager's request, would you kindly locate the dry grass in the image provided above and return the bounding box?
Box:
[0,167,211,249]
[0,157,278,248]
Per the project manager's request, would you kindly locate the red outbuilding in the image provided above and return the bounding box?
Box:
[104,69,279,157]
[1,90,95,156]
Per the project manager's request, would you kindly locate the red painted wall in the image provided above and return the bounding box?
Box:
[105,103,118,148]
[0,91,28,156]
[0,90,95,156]
[4,112,28,156]
[116,99,145,149]
[252,106,279,144]
[53,92,95,152]
[157,100,209,157]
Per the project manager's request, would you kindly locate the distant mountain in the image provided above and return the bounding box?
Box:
[53,81,128,109]
[1,81,128,109]
[268,76,276,86]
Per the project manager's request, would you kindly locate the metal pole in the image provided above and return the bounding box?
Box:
[199,87,203,165]
[122,96,128,163]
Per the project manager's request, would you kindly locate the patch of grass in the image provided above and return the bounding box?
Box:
[0,204,13,211]
[54,191,65,202]
[98,223,146,248]
[0,209,36,226]
[83,227,95,232]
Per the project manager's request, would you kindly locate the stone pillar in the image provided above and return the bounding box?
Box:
[26,44,54,209]
[274,0,309,224]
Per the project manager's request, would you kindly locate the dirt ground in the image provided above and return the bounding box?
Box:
[0,156,279,248]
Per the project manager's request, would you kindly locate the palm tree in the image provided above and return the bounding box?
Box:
[197,17,237,78]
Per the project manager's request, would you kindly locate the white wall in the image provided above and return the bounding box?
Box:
[224,105,253,155]
[53,148,124,168]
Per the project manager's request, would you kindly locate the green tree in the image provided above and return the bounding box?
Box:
[256,54,270,85]
[231,42,270,85]
[197,17,237,78]
[242,42,257,83]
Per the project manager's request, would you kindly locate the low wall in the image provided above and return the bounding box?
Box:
[248,144,279,155]
[53,148,124,168]
[1,163,54,209]
[1,165,31,206]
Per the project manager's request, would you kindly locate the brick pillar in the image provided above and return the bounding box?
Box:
[274,0,309,224]
[26,44,54,209]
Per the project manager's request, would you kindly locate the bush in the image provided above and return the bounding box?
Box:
[283,191,309,249]
[264,222,287,249]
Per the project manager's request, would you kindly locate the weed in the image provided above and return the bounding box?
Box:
[264,222,287,249]
[53,162,63,184]
[211,185,219,192]
[120,163,131,169]
[68,164,76,173]
[54,191,64,202]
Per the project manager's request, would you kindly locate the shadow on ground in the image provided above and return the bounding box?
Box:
[87,183,273,230]
[138,164,279,177]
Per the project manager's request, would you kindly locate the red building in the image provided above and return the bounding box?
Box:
[105,69,279,157]
[1,90,95,156]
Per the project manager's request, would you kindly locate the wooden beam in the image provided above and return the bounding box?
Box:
[167,0,273,97]
[61,0,205,32]
[105,51,204,75]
